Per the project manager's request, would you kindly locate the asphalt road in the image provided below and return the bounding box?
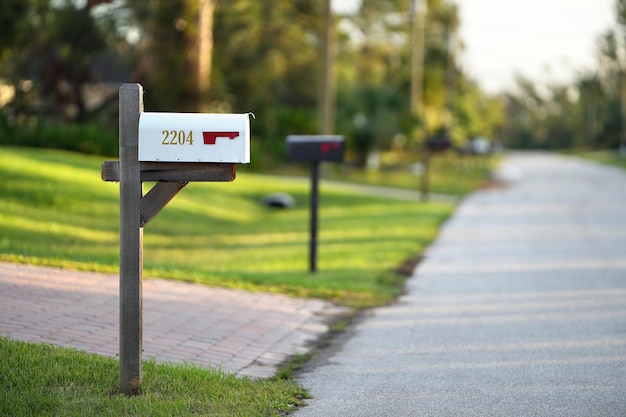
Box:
[294,152,626,417]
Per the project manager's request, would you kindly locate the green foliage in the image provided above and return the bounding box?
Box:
[0,0,28,51]
[502,72,622,150]
[0,147,456,308]
[326,150,495,196]
[210,0,325,165]
[336,85,414,166]
[333,0,485,158]
[213,0,322,111]
[0,0,115,124]
[0,337,307,416]
[0,120,118,156]
[0,0,502,164]
[501,2,626,151]
[129,0,199,112]
[249,105,318,168]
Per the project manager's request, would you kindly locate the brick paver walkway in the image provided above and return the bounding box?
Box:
[0,262,347,378]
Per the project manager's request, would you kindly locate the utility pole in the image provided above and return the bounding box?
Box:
[444,28,457,127]
[198,0,215,112]
[411,0,429,199]
[410,0,426,124]
[320,0,336,134]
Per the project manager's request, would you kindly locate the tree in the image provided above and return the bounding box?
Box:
[332,0,472,164]
[0,0,505,163]
[0,0,28,52]
[499,0,626,151]
[0,0,118,124]
[198,0,216,111]
[209,0,324,164]
[123,0,198,111]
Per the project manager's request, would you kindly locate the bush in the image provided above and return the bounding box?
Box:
[0,116,118,156]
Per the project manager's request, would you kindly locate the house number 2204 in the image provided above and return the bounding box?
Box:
[161,130,193,145]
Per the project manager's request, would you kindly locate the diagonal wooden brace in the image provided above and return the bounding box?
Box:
[141,181,188,227]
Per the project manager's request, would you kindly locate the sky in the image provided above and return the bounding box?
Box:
[333,0,617,94]
[456,0,617,93]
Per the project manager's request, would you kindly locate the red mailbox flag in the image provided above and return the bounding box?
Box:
[203,131,240,145]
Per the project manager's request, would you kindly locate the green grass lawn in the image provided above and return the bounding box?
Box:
[0,145,485,416]
[0,146,456,307]
[576,149,626,171]
[324,152,495,196]
[0,337,307,417]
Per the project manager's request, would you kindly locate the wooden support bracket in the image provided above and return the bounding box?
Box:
[141,182,188,227]
[101,161,236,183]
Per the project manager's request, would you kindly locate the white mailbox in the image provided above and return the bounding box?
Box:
[138,112,252,163]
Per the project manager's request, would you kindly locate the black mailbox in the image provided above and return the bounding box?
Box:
[287,135,344,163]
[285,134,344,273]
[425,132,452,152]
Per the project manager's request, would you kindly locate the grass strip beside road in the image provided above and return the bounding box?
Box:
[576,149,626,171]
[0,146,455,308]
[0,337,308,417]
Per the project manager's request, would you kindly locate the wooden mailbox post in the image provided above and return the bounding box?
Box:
[102,84,251,395]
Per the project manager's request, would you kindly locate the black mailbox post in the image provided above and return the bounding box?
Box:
[286,135,345,273]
